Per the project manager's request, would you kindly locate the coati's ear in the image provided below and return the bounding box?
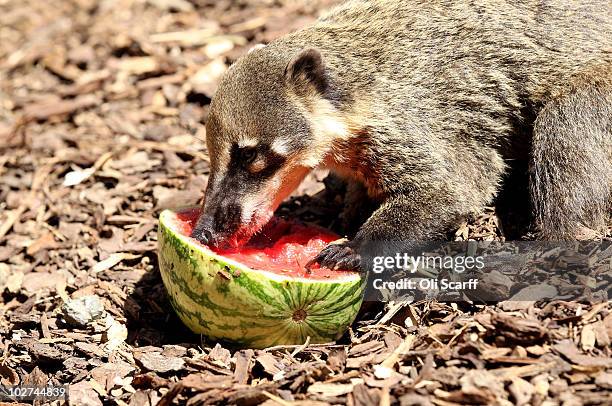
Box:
[284,48,327,94]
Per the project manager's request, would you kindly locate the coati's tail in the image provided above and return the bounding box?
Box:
[530,64,612,240]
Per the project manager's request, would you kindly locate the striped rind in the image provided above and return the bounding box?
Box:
[158,209,365,348]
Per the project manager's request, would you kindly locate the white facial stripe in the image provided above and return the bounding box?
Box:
[285,90,354,168]
[270,138,290,156]
[314,114,349,138]
[272,164,310,207]
[300,104,350,168]
[238,138,258,148]
[240,195,259,225]
[309,98,350,140]
[239,162,305,224]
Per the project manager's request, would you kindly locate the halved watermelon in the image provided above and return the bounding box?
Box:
[157,207,365,348]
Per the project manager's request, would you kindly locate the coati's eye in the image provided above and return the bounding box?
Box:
[239,147,258,165]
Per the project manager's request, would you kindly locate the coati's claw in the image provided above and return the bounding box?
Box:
[306,242,362,272]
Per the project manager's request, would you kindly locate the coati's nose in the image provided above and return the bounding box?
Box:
[191,224,213,245]
[191,202,241,246]
[191,214,215,245]
[200,229,213,244]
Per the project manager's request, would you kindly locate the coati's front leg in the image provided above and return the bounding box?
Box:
[311,192,464,271]
[339,179,379,237]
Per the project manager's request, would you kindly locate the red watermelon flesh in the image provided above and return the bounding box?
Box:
[175,208,346,278]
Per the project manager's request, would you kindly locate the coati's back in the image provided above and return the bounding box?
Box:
[275,0,612,145]
[295,0,612,95]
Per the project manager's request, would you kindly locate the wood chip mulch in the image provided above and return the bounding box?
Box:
[1,0,611,405]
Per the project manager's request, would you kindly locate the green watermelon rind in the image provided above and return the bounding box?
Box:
[157,208,365,348]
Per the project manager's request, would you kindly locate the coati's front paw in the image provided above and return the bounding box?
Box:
[306,241,362,272]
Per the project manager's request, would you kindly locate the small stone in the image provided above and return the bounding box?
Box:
[373,364,393,380]
[62,295,105,327]
[134,352,185,373]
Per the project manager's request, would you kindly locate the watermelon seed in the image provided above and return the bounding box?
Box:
[292,309,307,322]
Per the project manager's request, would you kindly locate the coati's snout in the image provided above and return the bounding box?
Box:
[191,45,343,247]
[190,189,248,249]
[191,141,311,248]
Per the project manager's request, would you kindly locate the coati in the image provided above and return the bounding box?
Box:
[192,0,612,271]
